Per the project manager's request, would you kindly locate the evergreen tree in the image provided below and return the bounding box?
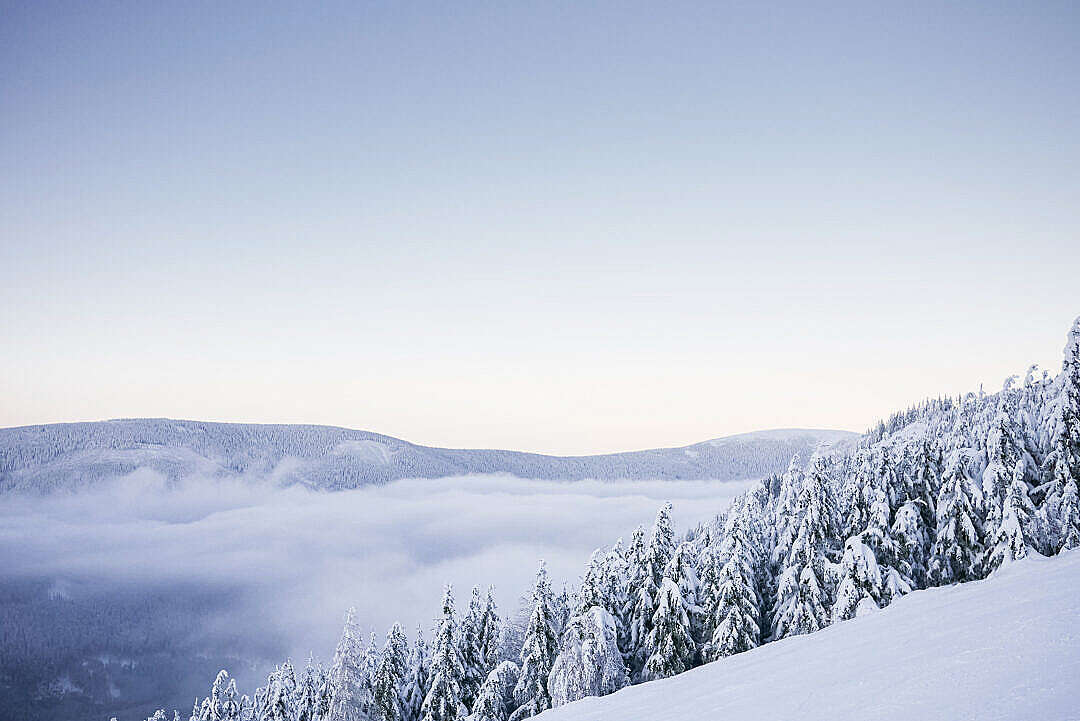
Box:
[930,454,985,584]
[422,587,467,721]
[641,578,695,681]
[296,662,320,721]
[372,623,410,721]
[704,520,760,660]
[478,587,502,675]
[460,587,487,709]
[469,662,519,721]
[987,462,1038,571]
[401,625,431,721]
[832,537,884,621]
[548,607,627,707]
[771,454,839,639]
[328,608,367,721]
[510,562,559,721]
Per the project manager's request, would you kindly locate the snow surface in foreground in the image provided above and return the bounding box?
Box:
[540,551,1080,721]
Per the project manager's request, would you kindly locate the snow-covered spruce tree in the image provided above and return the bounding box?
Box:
[260,662,298,721]
[890,499,931,589]
[623,526,652,678]
[422,587,467,721]
[548,607,627,707]
[401,625,431,721]
[703,518,760,661]
[832,537,885,621]
[372,623,410,721]
[641,576,696,681]
[478,587,501,676]
[771,453,840,640]
[328,608,367,721]
[468,661,519,721]
[771,455,804,567]
[987,461,1038,571]
[296,663,320,721]
[929,453,985,585]
[577,550,607,616]
[1041,316,1080,549]
[601,539,631,655]
[625,504,677,679]
[1059,479,1080,552]
[509,561,559,721]
[665,542,703,647]
[460,587,488,709]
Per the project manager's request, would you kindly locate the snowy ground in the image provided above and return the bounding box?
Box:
[539,551,1080,721]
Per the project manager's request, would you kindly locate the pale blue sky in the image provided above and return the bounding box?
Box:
[2,1,1079,453]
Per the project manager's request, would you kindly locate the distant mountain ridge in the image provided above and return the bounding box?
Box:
[0,420,857,493]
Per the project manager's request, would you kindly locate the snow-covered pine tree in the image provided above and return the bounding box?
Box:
[771,455,803,567]
[328,608,367,721]
[703,518,760,661]
[641,577,695,681]
[577,550,607,616]
[460,587,488,709]
[601,539,630,657]
[372,623,410,721]
[664,542,703,648]
[478,587,501,676]
[623,526,652,678]
[468,662,519,721]
[987,461,1038,571]
[510,562,559,721]
[929,453,985,584]
[1057,478,1080,551]
[548,607,627,707]
[832,537,884,621]
[422,587,467,721]
[771,453,840,640]
[401,625,431,721]
[296,662,320,721]
[890,499,931,588]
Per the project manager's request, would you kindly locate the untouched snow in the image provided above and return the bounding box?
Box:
[540,551,1080,721]
[0,420,856,492]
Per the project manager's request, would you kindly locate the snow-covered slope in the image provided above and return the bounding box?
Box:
[0,420,855,492]
[538,551,1080,721]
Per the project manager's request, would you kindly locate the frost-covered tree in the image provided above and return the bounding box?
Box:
[296,663,320,721]
[372,623,410,721]
[423,587,467,721]
[641,577,695,681]
[328,608,367,721]
[402,625,431,721]
[468,662,519,721]
[510,562,559,721]
[930,454,985,584]
[771,454,839,640]
[664,542,703,646]
[987,462,1037,571]
[891,499,931,588]
[478,588,501,676]
[703,520,760,660]
[832,537,884,621]
[548,607,627,707]
[460,587,488,709]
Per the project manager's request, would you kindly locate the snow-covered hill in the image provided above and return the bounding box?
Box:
[0,420,856,493]
[538,550,1080,721]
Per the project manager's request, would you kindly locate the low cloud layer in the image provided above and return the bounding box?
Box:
[0,471,750,687]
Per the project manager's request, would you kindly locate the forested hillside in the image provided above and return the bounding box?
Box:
[145,316,1080,721]
[0,424,853,493]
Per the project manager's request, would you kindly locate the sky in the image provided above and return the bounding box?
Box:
[2,0,1079,454]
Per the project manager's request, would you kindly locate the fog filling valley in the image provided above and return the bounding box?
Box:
[0,470,751,717]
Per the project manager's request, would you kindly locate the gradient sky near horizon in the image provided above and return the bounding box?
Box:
[2,1,1079,454]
